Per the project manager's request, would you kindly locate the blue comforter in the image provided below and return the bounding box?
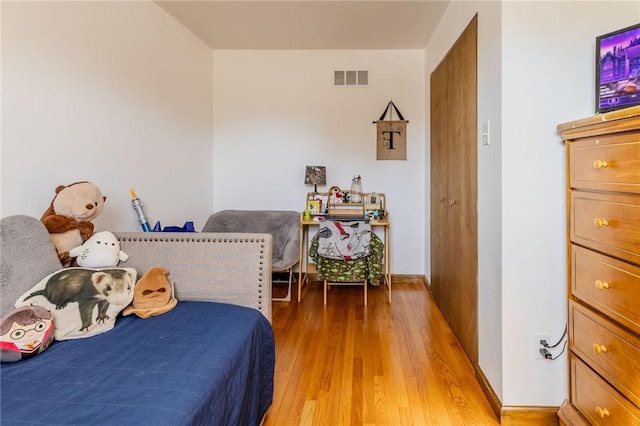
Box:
[1,301,275,426]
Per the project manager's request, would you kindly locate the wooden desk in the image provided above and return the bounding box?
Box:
[297,214,391,303]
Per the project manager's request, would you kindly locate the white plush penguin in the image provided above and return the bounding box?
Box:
[68,231,129,268]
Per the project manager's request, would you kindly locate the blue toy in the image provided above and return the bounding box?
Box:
[152,221,195,233]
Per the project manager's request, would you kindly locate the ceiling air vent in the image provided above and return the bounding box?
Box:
[334,70,370,87]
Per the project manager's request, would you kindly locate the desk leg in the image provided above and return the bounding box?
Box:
[386,224,391,303]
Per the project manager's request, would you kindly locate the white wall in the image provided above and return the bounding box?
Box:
[425,0,504,400]
[1,1,214,232]
[501,1,640,406]
[212,50,426,274]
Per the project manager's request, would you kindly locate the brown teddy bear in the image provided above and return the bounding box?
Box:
[40,181,106,267]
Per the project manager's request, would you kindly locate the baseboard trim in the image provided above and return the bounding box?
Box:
[390,274,426,284]
[474,364,501,420]
[501,406,559,425]
[474,364,560,425]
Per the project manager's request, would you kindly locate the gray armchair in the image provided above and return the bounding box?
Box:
[202,210,300,301]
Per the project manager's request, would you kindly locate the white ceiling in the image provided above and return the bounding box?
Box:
[155,0,451,50]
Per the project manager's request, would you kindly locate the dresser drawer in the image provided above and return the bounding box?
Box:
[570,301,640,407]
[572,245,640,335]
[571,191,640,265]
[570,133,640,194]
[571,355,640,425]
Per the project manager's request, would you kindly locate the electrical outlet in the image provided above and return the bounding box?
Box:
[534,334,550,359]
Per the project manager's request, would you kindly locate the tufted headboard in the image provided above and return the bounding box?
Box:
[115,232,273,322]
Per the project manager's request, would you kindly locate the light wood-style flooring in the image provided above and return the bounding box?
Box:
[263,279,499,426]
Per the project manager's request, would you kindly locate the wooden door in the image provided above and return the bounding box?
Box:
[430,54,450,318]
[430,15,478,363]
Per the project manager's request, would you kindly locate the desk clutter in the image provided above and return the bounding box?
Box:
[299,186,391,305]
[304,186,386,221]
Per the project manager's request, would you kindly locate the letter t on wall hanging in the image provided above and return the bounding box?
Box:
[373,100,408,160]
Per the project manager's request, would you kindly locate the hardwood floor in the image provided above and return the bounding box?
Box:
[264,279,499,426]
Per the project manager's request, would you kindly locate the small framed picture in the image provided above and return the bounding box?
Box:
[306,199,321,214]
[364,193,383,211]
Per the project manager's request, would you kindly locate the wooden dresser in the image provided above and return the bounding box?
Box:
[557,106,640,425]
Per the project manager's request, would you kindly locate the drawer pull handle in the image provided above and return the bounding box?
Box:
[593,160,609,169]
[594,218,609,228]
[592,343,608,354]
[595,406,610,418]
[595,280,610,290]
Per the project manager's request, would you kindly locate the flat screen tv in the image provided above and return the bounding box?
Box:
[596,23,640,113]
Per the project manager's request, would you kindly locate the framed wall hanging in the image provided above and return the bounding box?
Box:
[373,100,408,160]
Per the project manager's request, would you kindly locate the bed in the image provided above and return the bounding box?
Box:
[0,215,275,426]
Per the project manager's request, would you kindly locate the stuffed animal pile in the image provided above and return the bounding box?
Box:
[2,182,175,363]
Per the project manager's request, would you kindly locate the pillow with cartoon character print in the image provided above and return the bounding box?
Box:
[1,306,54,362]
